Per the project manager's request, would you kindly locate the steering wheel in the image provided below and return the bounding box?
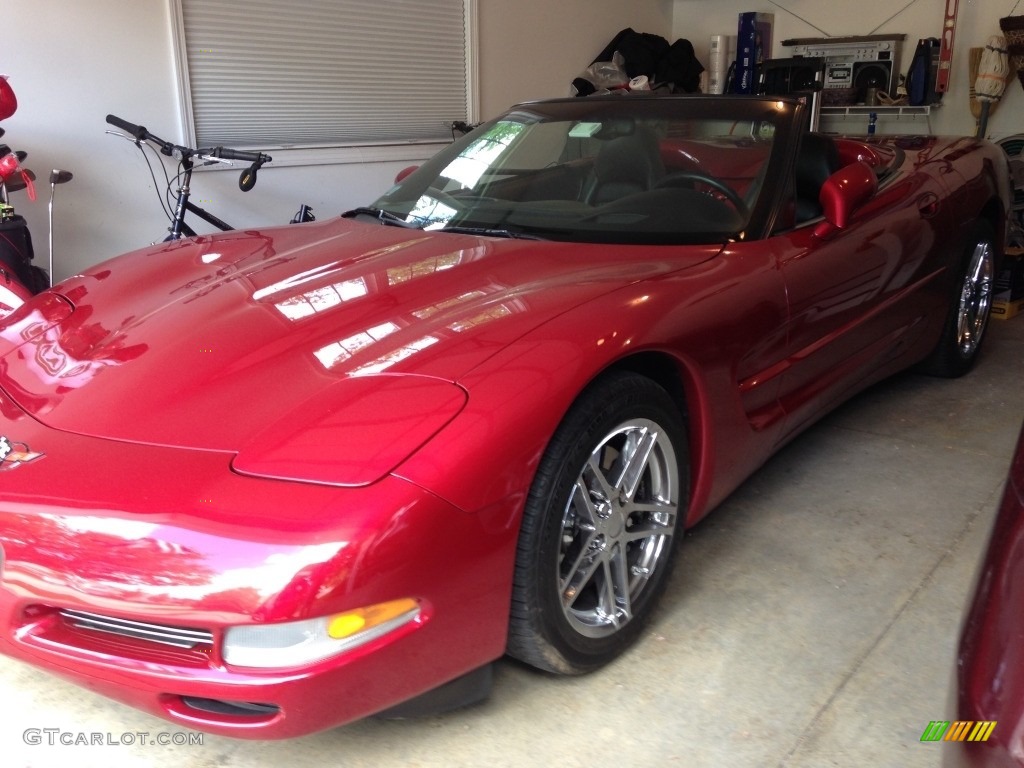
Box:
[655,172,749,219]
[425,185,500,211]
[424,185,463,209]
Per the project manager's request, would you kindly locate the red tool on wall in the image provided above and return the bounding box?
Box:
[937,0,958,94]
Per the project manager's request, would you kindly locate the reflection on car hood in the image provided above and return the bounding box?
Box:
[0,218,718,451]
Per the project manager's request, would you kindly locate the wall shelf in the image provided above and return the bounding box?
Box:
[820,105,935,120]
[819,104,937,134]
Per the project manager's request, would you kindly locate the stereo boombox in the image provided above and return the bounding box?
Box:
[771,35,905,105]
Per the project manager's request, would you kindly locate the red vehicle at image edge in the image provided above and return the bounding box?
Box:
[946,420,1024,768]
[0,94,1011,738]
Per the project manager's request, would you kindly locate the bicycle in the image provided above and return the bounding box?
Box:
[105,114,314,241]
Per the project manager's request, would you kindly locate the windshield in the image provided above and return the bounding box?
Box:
[369,96,790,245]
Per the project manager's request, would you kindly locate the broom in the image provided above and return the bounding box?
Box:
[969,47,983,120]
[976,35,1009,138]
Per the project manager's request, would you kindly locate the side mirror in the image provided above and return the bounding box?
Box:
[815,161,878,237]
[394,165,419,184]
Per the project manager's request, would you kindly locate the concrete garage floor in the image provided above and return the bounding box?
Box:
[3,317,1024,768]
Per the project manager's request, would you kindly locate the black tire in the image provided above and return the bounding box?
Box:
[506,371,688,675]
[920,220,998,378]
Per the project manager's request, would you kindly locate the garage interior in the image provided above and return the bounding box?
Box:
[3,1,1024,766]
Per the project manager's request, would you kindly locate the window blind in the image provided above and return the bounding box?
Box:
[177,0,471,148]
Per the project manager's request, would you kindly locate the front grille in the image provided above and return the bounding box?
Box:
[59,609,213,649]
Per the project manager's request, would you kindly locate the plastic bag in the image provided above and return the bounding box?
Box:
[570,52,629,96]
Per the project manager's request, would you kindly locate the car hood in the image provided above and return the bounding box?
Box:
[0,218,719,461]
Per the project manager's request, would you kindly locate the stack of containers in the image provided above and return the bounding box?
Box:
[707,34,733,94]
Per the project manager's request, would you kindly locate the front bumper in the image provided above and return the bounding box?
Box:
[0,394,517,738]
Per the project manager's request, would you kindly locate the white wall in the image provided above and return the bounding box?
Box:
[5,2,183,280]
[5,0,672,281]
[476,0,674,119]
[673,0,1024,139]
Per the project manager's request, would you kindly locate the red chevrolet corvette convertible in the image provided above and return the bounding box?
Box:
[0,95,1010,738]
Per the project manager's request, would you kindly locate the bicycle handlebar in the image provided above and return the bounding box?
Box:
[105,113,149,141]
[106,114,272,191]
[207,146,272,164]
[106,113,309,239]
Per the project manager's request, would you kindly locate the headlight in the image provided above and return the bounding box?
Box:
[231,374,466,487]
[222,598,420,668]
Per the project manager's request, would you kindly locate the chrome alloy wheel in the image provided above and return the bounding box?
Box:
[558,418,679,638]
[956,240,995,358]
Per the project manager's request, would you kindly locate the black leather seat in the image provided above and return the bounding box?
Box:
[795,132,840,222]
[587,128,664,205]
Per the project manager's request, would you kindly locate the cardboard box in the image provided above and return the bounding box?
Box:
[997,249,1024,301]
[734,12,773,94]
[993,297,1024,320]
